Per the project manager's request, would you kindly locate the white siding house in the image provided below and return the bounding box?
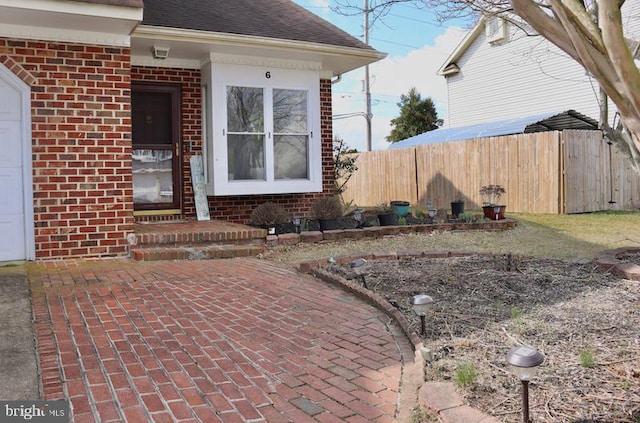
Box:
[439,2,640,128]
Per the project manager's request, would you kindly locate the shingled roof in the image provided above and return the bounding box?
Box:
[141,0,373,51]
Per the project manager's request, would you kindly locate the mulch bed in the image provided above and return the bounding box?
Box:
[329,254,640,423]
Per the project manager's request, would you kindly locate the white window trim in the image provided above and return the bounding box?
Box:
[206,62,323,196]
[486,17,507,44]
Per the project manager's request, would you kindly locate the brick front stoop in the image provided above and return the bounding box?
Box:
[299,250,501,423]
[130,220,268,261]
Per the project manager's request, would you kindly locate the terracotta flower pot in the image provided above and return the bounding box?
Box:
[482,205,506,220]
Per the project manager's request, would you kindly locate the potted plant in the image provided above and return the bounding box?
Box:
[250,202,291,235]
[390,200,410,217]
[450,196,465,218]
[377,203,398,226]
[480,184,506,220]
[312,196,344,231]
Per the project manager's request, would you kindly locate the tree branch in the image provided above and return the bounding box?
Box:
[599,0,640,118]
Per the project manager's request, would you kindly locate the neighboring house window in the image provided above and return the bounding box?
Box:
[205,63,322,195]
[486,17,507,43]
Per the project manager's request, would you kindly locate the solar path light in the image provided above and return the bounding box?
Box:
[353,209,363,228]
[428,209,436,222]
[292,213,303,234]
[350,258,368,289]
[506,346,544,423]
[493,205,502,220]
[412,294,433,336]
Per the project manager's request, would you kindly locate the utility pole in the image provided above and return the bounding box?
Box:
[364,0,372,151]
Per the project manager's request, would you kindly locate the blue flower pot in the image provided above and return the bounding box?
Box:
[390,201,410,217]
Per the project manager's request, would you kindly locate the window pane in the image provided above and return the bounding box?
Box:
[273,89,307,133]
[132,91,173,145]
[132,149,173,204]
[274,135,308,179]
[227,86,264,132]
[227,134,265,180]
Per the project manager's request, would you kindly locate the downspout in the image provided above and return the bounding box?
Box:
[331,74,342,84]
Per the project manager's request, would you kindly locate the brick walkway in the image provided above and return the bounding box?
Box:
[28,258,414,422]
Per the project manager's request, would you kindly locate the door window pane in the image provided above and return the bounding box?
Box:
[227,134,265,180]
[132,92,173,145]
[132,149,174,204]
[274,135,308,179]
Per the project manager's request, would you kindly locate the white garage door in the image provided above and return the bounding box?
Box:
[0,68,30,261]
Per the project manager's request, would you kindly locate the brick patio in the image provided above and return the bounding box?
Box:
[28,258,414,422]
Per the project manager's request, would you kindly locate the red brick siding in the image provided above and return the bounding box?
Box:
[131,68,336,223]
[0,38,134,259]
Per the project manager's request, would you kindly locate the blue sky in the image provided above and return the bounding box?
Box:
[292,0,468,151]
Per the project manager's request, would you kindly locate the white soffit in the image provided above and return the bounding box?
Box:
[0,1,142,46]
[131,25,386,75]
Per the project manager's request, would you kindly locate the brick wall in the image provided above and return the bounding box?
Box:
[0,38,134,259]
[131,68,336,224]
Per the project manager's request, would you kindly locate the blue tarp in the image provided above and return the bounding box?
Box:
[388,110,598,150]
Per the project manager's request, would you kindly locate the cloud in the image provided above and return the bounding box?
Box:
[332,26,467,151]
[310,0,331,13]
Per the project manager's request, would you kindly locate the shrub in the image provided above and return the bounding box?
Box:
[312,196,344,219]
[376,202,392,213]
[480,184,506,206]
[457,212,475,223]
[250,202,290,225]
[333,136,358,197]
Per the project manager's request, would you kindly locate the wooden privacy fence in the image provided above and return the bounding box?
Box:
[342,130,640,214]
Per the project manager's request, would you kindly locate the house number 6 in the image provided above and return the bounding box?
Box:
[265,71,271,79]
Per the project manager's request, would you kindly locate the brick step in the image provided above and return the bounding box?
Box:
[131,220,268,261]
[134,229,267,247]
[131,244,266,261]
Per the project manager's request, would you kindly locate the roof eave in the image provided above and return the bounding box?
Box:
[437,18,485,76]
[132,25,386,75]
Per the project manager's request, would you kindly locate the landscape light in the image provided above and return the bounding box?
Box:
[292,213,303,233]
[353,209,363,228]
[493,205,501,220]
[350,258,368,289]
[412,294,434,336]
[506,346,544,423]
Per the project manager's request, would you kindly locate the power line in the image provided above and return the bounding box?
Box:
[386,12,440,26]
[369,37,420,49]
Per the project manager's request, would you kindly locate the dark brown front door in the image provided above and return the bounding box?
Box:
[131,83,181,212]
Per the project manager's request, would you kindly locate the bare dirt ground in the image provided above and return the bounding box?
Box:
[328,254,640,423]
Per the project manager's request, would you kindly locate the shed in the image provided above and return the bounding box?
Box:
[389,110,599,149]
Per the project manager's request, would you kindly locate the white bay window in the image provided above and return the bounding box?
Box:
[204,61,322,196]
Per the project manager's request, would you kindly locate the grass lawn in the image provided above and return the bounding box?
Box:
[268,211,640,264]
